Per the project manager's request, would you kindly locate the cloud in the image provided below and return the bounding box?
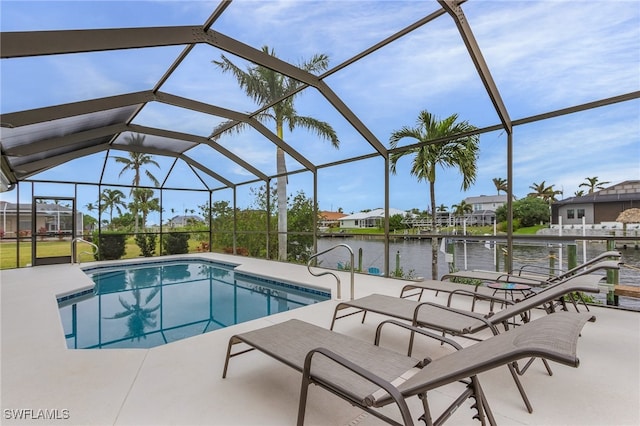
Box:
[1,0,638,214]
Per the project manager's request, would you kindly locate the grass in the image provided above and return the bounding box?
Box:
[0,237,207,269]
[514,225,547,234]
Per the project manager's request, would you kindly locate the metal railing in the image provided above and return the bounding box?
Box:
[71,237,99,264]
[307,243,354,300]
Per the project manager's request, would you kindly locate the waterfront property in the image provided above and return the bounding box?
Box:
[1,253,639,425]
[1,2,639,423]
[552,180,640,226]
[1,1,638,277]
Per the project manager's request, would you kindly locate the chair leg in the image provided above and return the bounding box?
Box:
[567,293,581,312]
[418,393,434,426]
[507,363,533,413]
[427,380,492,426]
[473,378,497,426]
[577,292,590,312]
[297,368,312,426]
[512,358,553,376]
[470,376,487,426]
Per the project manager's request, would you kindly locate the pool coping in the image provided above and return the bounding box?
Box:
[59,255,333,349]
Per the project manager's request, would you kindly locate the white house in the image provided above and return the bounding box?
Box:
[0,201,82,237]
[165,215,204,228]
[435,195,510,227]
[338,208,411,229]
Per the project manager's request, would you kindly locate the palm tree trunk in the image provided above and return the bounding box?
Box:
[430,181,438,280]
[276,122,287,261]
[133,206,139,234]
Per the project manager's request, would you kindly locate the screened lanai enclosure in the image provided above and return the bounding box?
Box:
[1,1,638,276]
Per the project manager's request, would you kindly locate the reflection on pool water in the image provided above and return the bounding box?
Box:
[58,259,330,349]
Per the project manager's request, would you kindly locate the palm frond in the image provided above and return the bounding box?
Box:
[145,287,160,305]
[289,116,339,147]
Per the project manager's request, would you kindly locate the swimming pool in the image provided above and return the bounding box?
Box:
[58,259,330,349]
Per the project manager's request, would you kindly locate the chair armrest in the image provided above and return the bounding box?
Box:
[414,301,499,335]
[517,264,561,277]
[301,347,412,418]
[374,319,463,352]
[445,288,516,308]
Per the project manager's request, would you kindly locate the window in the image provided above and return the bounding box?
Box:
[577,209,585,219]
[567,209,575,219]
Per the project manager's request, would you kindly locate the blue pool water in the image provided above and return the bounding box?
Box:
[58,259,330,349]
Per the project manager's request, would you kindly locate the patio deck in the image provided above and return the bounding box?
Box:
[1,253,639,425]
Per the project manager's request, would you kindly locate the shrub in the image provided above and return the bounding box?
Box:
[449,276,484,287]
[163,233,189,255]
[496,197,549,227]
[135,233,157,257]
[38,226,48,241]
[496,218,521,233]
[222,246,249,256]
[94,232,126,260]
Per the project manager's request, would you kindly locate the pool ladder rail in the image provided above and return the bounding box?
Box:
[71,237,99,264]
[307,243,354,301]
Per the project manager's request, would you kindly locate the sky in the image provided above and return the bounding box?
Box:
[1,0,639,225]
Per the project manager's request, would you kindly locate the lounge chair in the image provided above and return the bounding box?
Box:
[330,273,607,337]
[399,279,500,312]
[440,250,620,286]
[329,270,612,412]
[403,259,621,313]
[223,312,595,426]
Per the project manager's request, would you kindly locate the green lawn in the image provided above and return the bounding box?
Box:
[0,237,207,269]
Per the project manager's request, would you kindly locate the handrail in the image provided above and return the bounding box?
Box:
[71,237,99,264]
[307,243,354,301]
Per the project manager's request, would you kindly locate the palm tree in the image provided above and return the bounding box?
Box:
[452,200,473,217]
[492,177,508,195]
[579,176,610,194]
[574,189,585,197]
[211,46,339,261]
[389,110,479,280]
[113,133,161,188]
[113,133,160,233]
[130,188,160,230]
[105,285,160,342]
[99,189,127,229]
[451,200,473,231]
[528,181,548,198]
[528,181,562,202]
[435,204,449,227]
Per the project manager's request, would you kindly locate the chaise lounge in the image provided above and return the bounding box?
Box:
[400,259,621,312]
[328,267,617,413]
[439,250,621,287]
[223,312,595,426]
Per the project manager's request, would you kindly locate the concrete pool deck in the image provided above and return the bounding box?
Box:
[1,253,639,425]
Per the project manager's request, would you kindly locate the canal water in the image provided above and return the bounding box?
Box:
[317,236,640,310]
